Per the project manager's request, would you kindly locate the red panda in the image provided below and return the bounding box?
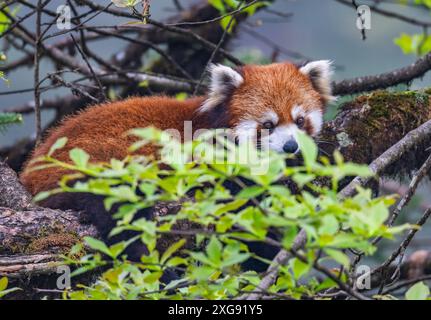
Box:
[20,60,334,265]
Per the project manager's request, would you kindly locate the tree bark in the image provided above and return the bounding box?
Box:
[0,161,98,258]
[320,90,431,175]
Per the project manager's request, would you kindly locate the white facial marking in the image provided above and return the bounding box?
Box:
[308,109,323,135]
[291,105,323,136]
[199,64,244,113]
[233,106,323,154]
[291,105,305,120]
[261,110,279,124]
[234,120,258,145]
[299,60,335,103]
[261,124,299,153]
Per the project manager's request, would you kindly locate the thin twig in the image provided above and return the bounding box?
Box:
[373,208,431,276]
[70,34,106,102]
[193,1,243,95]
[389,153,431,225]
[241,229,307,300]
[350,153,431,273]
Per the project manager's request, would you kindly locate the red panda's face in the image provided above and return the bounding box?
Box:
[199,61,335,154]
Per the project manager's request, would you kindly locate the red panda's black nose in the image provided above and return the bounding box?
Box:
[283,140,298,153]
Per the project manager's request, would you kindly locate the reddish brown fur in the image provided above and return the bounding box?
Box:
[20,62,324,197]
[21,96,205,195]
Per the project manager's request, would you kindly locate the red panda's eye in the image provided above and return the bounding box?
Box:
[296,117,305,128]
[263,121,275,130]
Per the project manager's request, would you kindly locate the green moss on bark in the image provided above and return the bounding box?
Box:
[321,90,431,177]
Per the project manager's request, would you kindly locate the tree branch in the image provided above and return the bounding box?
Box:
[333,52,431,95]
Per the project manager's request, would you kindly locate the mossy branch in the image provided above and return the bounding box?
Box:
[320,90,431,177]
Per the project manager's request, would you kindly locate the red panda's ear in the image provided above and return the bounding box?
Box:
[299,60,335,104]
[198,64,244,113]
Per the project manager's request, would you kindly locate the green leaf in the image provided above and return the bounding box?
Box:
[338,163,372,178]
[324,249,350,268]
[138,80,149,88]
[32,191,51,203]
[111,0,142,8]
[243,2,270,16]
[368,202,389,234]
[0,113,22,131]
[190,252,214,267]
[221,253,250,267]
[318,215,339,236]
[206,236,222,264]
[175,92,188,101]
[297,131,318,170]
[315,277,337,291]
[208,0,226,13]
[236,186,265,199]
[84,237,112,257]
[48,137,68,156]
[0,277,19,298]
[0,288,21,298]
[282,227,298,249]
[214,199,247,215]
[326,233,372,252]
[405,282,430,300]
[0,277,8,291]
[112,186,139,202]
[143,271,163,284]
[292,173,315,187]
[108,242,129,259]
[69,148,90,168]
[290,258,310,280]
[0,10,11,35]
[166,256,187,267]
[394,33,414,55]
[161,239,186,264]
[394,32,431,56]
[220,16,236,33]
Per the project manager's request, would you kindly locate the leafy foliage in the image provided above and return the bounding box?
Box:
[394,32,431,56]
[111,0,143,8]
[0,277,20,299]
[413,0,431,9]
[0,3,19,37]
[29,127,422,300]
[0,112,22,133]
[394,1,431,55]
[405,281,430,300]
[208,0,270,32]
[0,51,10,86]
[0,8,11,36]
